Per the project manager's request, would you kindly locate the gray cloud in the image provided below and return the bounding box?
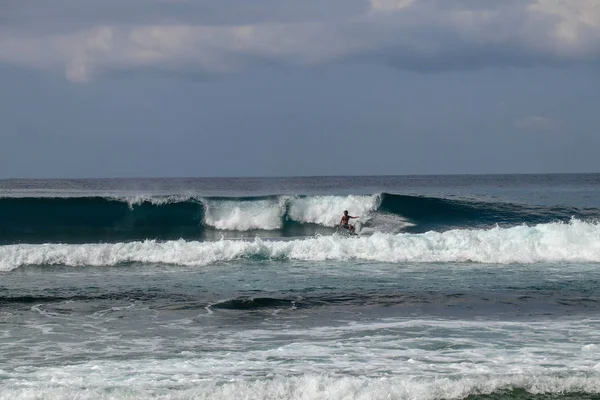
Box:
[1,0,599,82]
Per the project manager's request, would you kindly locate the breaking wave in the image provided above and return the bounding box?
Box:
[0,193,597,243]
[2,370,600,400]
[2,220,600,271]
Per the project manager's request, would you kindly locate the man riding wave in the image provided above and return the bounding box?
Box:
[339,210,359,233]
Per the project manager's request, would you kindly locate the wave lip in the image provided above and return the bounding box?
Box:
[2,220,599,271]
[203,197,286,231]
[287,194,381,226]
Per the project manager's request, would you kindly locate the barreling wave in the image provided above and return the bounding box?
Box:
[2,220,600,271]
[0,193,597,244]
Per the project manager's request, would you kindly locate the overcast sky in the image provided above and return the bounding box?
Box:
[1,0,599,178]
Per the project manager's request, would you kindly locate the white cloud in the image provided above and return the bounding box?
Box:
[528,0,600,54]
[1,0,599,82]
[515,115,565,134]
[530,0,600,32]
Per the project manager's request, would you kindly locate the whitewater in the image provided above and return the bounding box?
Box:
[2,174,600,400]
[2,219,600,271]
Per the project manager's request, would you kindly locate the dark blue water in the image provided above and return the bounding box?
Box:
[1,174,600,399]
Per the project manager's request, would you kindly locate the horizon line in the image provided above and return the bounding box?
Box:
[1,171,599,181]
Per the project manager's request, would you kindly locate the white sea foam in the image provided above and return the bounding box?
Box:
[286,194,381,226]
[360,211,415,233]
[1,220,600,271]
[202,194,382,231]
[2,372,600,400]
[202,198,285,231]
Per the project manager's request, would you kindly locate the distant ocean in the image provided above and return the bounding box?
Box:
[2,174,600,400]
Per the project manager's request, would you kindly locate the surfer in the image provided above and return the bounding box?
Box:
[339,210,359,233]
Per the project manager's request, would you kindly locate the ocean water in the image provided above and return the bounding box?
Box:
[1,174,600,400]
